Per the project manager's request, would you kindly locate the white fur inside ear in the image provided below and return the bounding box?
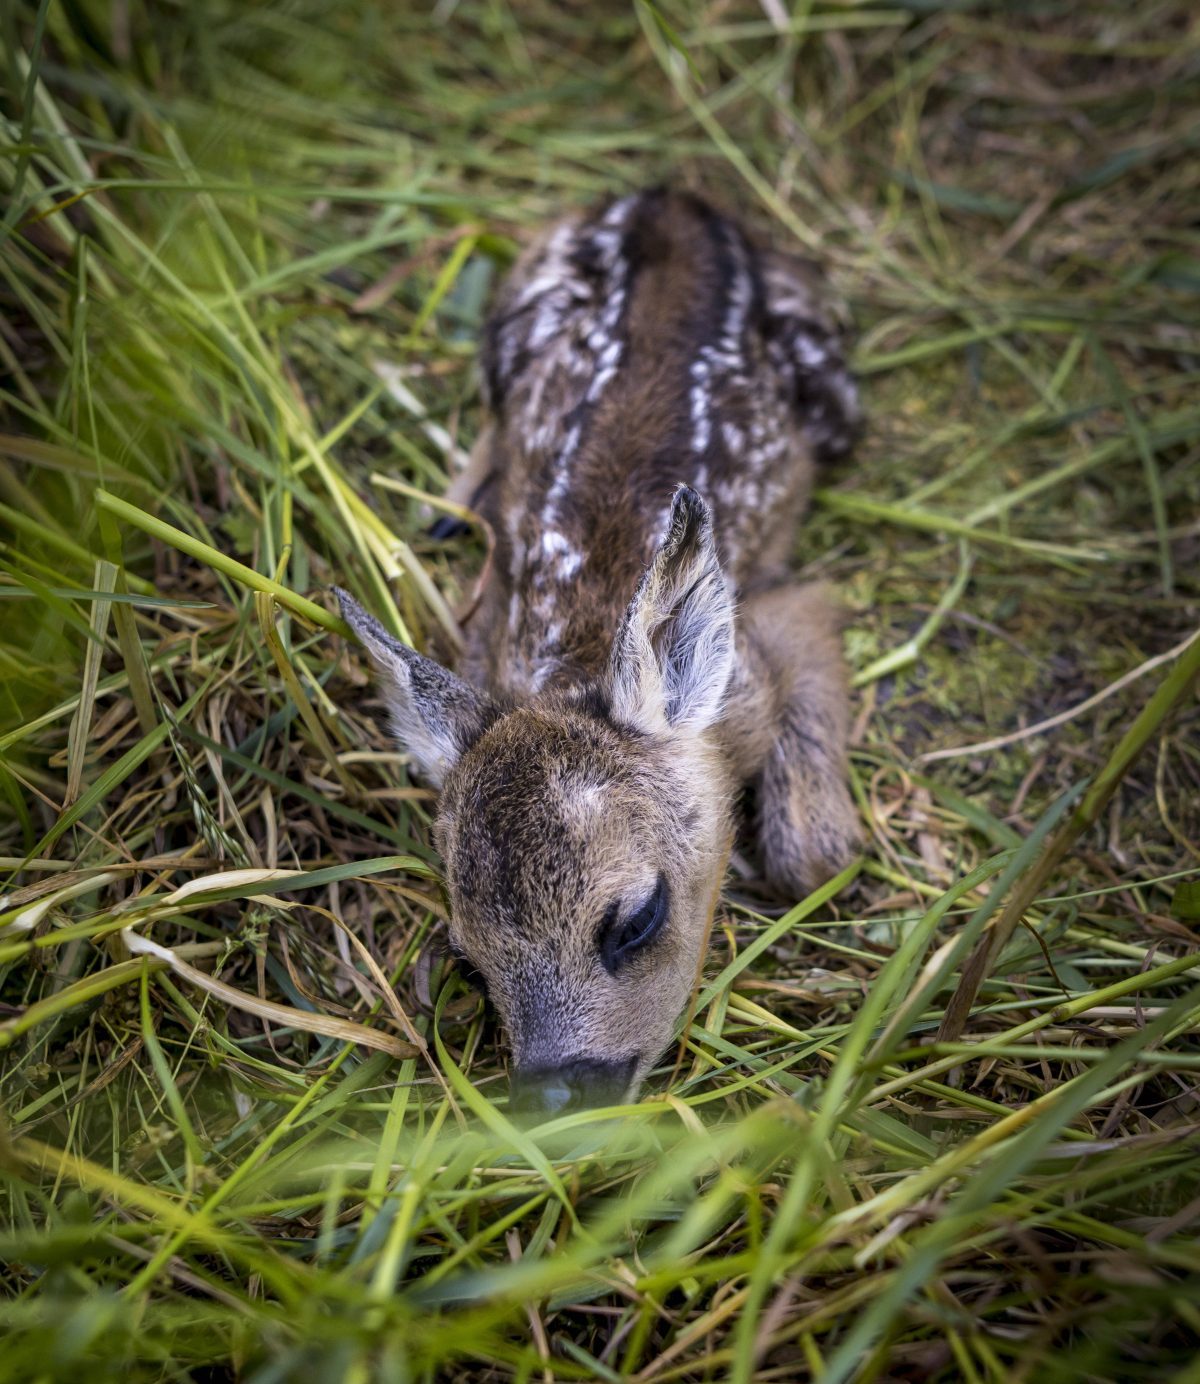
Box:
[336,588,486,788]
[373,648,463,789]
[609,491,735,737]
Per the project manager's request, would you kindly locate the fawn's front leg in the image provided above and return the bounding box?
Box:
[723,581,861,896]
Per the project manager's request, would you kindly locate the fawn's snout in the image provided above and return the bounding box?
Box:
[509,1055,638,1118]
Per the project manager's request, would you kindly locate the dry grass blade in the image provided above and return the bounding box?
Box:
[121,927,419,1059]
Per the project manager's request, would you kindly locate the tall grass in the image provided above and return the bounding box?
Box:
[2,2,1199,1380]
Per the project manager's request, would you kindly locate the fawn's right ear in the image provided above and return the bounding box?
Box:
[607,487,735,737]
[335,590,496,788]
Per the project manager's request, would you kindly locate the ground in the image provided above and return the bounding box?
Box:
[1,2,1199,1381]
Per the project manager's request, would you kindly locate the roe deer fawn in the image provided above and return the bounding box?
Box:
[338,189,861,1114]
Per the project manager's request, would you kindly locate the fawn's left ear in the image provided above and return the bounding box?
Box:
[608,487,735,737]
[336,590,497,788]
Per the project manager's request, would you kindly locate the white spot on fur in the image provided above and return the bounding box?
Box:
[541,530,571,559]
[792,333,829,369]
[685,233,755,455]
[690,358,712,453]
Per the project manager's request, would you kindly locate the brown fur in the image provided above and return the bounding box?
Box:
[339,189,861,1107]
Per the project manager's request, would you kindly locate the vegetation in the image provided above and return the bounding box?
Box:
[2,1,1199,1379]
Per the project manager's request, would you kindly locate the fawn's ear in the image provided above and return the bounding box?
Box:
[336,590,496,788]
[608,487,735,737]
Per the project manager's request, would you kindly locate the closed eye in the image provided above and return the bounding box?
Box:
[600,875,669,974]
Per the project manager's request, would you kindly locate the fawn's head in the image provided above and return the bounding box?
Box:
[338,489,736,1115]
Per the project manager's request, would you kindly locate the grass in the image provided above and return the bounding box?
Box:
[2,1,1200,1379]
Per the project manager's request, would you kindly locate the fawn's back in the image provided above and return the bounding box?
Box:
[462,188,859,697]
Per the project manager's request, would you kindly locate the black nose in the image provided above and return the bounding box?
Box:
[509,1056,637,1118]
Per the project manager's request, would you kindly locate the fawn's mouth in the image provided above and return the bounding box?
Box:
[508,1054,639,1118]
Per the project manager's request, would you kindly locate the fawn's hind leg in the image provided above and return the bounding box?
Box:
[725,582,861,896]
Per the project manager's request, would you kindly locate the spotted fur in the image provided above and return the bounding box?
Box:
[342,190,861,1105]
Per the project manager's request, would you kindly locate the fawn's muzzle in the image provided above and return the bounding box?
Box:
[509,1055,638,1118]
